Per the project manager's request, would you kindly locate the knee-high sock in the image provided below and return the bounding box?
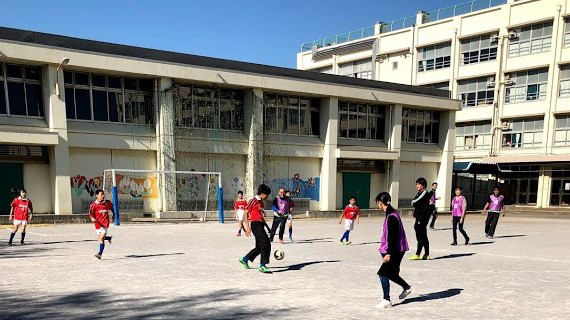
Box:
[104,236,112,241]
[341,230,350,241]
[9,232,15,243]
[99,243,105,255]
[288,227,293,239]
[20,232,26,242]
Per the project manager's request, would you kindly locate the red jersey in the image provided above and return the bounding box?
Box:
[342,205,360,220]
[89,200,113,229]
[246,196,265,222]
[11,197,32,220]
[234,199,247,211]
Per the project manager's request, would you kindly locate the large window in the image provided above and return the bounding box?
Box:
[338,101,386,140]
[339,59,372,79]
[263,93,319,136]
[458,76,495,107]
[565,20,570,47]
[0,63,43,117]
[401,108,440,144]
[502,117,543,148]
[64,71,154,124]
[174,84,244,131]
[421,81,449,91]
[550,164,570,206]
[461,34,498,65]
[505,68,548,103]
[509,21,553,57]
[559,65,570,97]
[310,66,333,74]
[418,43,451,72]
[554,114,570,146]
[456,121,491,150]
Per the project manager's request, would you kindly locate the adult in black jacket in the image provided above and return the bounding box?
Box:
[409,177,431,260]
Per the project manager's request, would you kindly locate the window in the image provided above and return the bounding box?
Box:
[339,59,372,79]
[263,93,319,136]
[550,164,570,206]
[310,66,333,74]
[392,62,398,70]
[502,117,543,148]
[560,65,570,97]
[401,108,440,144]
[174,84,244,131]
[509,21,553,57]
[64,71,154,124]
[565,20,570,47]
[421,81,449,91]
[455,121,492,150]
[554,114,570,146]
[461,34,498,65]
[418,43,451,72]
[505,68,548,103]
[338,101,386,140]
[0,63,43,117]
[458,76,495,107]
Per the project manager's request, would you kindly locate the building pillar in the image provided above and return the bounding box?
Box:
[158,78,176,212]
[388,104,403,208]
[537,166,551,208]
[389,160,401,209]
[436,110,456,211]
[44,65,72,214]
[244,88,264,199]
[319,97,338,211]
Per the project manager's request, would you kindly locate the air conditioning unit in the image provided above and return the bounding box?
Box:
[487,81,496,88]
[500,122,512,130]
[490,34,500,42]
[503,74,515,86]
[507,31,518,39]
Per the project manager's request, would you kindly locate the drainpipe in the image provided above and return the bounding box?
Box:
[544,5,563,156]
[490,32,507,157]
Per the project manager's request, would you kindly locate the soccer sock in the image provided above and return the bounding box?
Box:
[340,230,349,241]
[238,229,241,234]
[9,232,15,243]
[21,232,26,243]
[99,243,105,255]
[289,227,293,238]
[104,236,112,241]
[346,231,350,242]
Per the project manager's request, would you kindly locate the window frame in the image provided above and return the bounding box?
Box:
[263,93,319,137]
[559,65,570,98]
[401,107,440,144]
[458,76,495,108]
[461,34,498,65]
[338,59,373,79]
[418,43,451,72]
[455,121,492,150]
[554,114,570,146]
[509,21,553,57]
[0,63,44,119]
[501,117,544,148]
[337,101,386,141]
[504,68,548,104]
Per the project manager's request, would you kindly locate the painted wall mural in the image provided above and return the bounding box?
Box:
[116,174,158,199]
[70,175,103,197]
[264,174,320,201]
[176,172,245,200]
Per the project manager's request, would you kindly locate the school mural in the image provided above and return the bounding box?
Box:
[176,172,245,200]
[116,174,158,199]
[264,173,320,201]
[70,175,103,197]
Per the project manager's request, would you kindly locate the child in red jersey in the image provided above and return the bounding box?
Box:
[338,196,360,245]
[89,189,114,260]
[8,189,33,246]
[239,184,272,273]
[234,190,247,236]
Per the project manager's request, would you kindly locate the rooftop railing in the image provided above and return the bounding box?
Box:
[300,0,508,52]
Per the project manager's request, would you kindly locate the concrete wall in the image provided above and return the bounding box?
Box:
[23,163,52,214]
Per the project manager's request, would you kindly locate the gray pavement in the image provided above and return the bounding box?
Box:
[1,215,569,319]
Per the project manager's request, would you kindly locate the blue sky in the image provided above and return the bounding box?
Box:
[1,0,467,68]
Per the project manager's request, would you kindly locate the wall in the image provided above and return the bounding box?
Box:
[369,173,386,208]
[23,163,52,213]
[69,148,157,213]
[400,161,439,199]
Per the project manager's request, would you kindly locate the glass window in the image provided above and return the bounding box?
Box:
[92,90,108,121]
[559,65,570,97]
[565,20,570,47]
[455,121,492,150]
[74,88,91,120]
[509,21,553,57]
[338,102,386,140]
[1,63,44,117]
[262,93,319,136]
[502,117,543,148]
[25,83,43,117]
[554,114,570,146]
[0,79,6,115]
[421,81,449,91]
[458,76,495,107]
[505,68,548,103]
[418,42,451,72]
[7,82,26,116]
[339,59,372,79]
[402,108,440,144]
[310,66,333,74]
[461,34,498,65]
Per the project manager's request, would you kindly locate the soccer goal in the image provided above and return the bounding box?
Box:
[102,169,224,225]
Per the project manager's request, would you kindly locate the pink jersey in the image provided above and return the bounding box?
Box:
[488,195,504,211]
[452,196,465,217]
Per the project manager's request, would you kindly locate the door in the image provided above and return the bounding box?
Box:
[0,163,24,214]
[342,172,371,209]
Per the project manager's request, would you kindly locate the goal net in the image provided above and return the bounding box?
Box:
[103,169,224,224]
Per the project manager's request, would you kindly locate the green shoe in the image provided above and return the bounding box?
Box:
[239,258,251,269]
[421,255,431,260]
[408,254,421,261]
[258,265,271,273]
[345,241,352,245]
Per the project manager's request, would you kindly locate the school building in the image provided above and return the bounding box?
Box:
[298,0,570,209]
[0,26,459,216]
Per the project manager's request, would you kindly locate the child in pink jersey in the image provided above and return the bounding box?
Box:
[451,187,469,246]
[483,186,505,238]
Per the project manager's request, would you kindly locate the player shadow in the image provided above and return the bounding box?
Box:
[432,253,476,260]
[433,227,452,231]
[122,252,185,259]
[293,238,335,244]
[0,246,57,259]
[396,288,463,306]
[468,241,494,245]
[493,234,526,239]
[270,260,340,273]
[30,239,98,246]
[0,288,293,319]
[350,241,380,246]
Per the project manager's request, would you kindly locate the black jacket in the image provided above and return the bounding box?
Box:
[411,189,431,220]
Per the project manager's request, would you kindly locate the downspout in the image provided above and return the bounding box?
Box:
[410,24,415,85]
[544,4,563,156]
[490,33,506,157]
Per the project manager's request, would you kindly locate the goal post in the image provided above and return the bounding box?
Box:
[103,169,225,224]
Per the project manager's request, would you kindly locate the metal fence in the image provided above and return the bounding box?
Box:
[423,0,507,23]
[300,26,375,52]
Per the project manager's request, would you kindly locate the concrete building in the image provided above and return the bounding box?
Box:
[0,26,459,215]
[297,0,570,209]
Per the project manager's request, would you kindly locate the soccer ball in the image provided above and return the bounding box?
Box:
[274,249,285,260]
[199,217,204,222]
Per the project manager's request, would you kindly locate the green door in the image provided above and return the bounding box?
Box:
[342,172,371,209]
[0,163,24,214]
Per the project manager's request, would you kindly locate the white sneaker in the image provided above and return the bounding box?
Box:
[375,299,392,309]
[399,287,414,300]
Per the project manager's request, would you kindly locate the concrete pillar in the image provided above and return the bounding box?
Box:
[244,88,264,199]
[44,65,72,214]
[537,166,551,208]
[389,160,401,209]
[436,110,456,211]
[158,78,177,212]
[319,97,339,210]
[388,104,402,208]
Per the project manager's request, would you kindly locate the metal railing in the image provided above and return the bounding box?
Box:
[300,26,375,52]
[380,15,416,33]
[423,0,507,23]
